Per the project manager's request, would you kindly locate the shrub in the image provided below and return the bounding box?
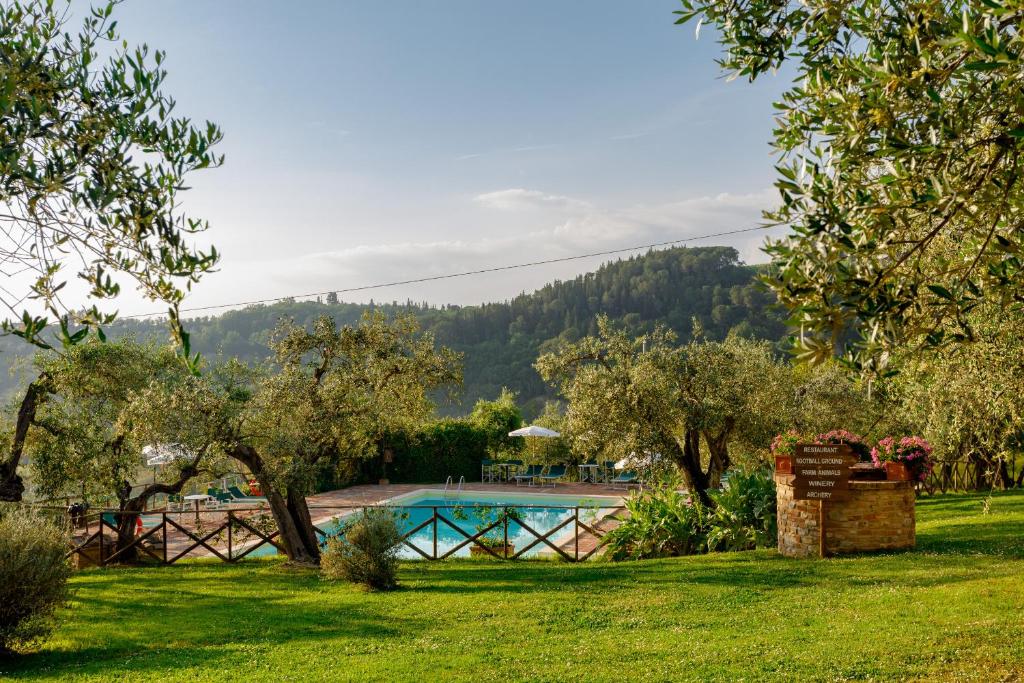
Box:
[706,468,777,552]
[601,483,709,561]
[0,506,71,654]
[321,508,402,590]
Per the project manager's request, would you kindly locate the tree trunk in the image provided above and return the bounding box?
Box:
[111,461,201,563]
[0,375,50,502]
[994,458,1013,490]
[702,425,733,490]
[228,444,321,564]
[670,428,713,507]
[262,485,322,565]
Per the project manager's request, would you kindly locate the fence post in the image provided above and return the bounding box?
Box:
[503,508,509,560]
[227,511,233,561]
[98,514,104,566]
[432,506,438,560]
[574,507,579,562]
[162,512,168,564]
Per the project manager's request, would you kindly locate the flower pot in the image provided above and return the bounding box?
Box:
[884,461,911,481]
[775,455,793,474]
[470,543,514,557]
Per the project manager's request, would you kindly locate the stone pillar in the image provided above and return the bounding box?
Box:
[775,474,915,558]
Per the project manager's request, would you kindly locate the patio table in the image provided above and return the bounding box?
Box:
[183,494,213,525]
[578,463,599,483]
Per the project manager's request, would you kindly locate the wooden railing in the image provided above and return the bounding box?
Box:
[925,454,1023,493]
[63,504,622,567]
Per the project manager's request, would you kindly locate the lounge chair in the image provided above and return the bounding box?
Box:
[513,464,545,487]
[537,465,567,488]
[227,485,266,502]
[610,471,639,489]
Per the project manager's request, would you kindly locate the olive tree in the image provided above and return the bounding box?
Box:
[221,313,461,565]
[884,305,1024,489]
[23,340,223,559]
[676,0,1024,374]
[0,0,223,500]
[537,317,788,505]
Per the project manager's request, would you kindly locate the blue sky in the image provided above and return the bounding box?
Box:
[109,0,791,314]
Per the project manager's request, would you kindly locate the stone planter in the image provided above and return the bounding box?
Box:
[884,461,911,481]
[775,474,916,557]
[774,455,794,474]
[470,543,514,557]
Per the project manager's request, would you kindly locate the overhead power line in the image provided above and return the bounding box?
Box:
[123,224,774,319]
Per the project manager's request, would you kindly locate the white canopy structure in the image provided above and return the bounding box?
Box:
[615,451,663,470]
[508,425,561,438]
[142,443,190,467]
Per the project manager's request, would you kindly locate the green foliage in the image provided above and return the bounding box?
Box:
[384,420,489,485]
[0,505,70,653]
[537,317,791,499]
[706,469,777,552]
[602,469,778,561]
[24,339,220,508]
[677,0,1024,374]
[321,508,402,591]
[0,0,222,353]
[235,312,462,494]
[602,484,709,561]
[467,388,525,458]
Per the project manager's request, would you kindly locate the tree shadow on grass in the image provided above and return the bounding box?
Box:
[1,564,422,679]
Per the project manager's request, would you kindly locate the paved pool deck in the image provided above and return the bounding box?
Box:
[72,481,631,564]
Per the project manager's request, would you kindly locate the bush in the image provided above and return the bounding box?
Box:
[0,506,71,654]
[321,508,402,590]
[601,483,709,561]
[602,469,778,561]
[706,468,777,552]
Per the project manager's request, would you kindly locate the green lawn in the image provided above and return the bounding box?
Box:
[4,491,1024,682]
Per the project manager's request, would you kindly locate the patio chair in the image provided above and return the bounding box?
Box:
[537,465,567,488]
[512,464,545,487]
[481,458,497,483]
[600,461,618,484]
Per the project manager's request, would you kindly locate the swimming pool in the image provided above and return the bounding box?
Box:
[247,489,622,560]
[335,489,622,559]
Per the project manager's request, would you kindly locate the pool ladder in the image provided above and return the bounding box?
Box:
[443,475,464,500]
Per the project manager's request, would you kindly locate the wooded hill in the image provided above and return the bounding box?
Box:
[0,246,787,418]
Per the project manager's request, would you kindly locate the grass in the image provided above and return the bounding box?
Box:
[3,491,1024,682]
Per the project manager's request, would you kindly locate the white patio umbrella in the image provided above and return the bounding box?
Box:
[508,425,561,438]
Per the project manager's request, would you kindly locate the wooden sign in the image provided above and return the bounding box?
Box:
[792,444,856,502]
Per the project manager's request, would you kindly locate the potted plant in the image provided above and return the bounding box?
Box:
[468,506,519,558]
[817,429,872,461]
[770,430,800,474]
[871,436,934,482]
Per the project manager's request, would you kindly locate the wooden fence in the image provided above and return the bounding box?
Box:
[65,504,619,568]
[925,454,1023,493]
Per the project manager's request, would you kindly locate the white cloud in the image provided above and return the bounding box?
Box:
[183,187,786,313]
[474,188,592,212]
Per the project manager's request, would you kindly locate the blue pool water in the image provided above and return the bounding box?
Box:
[243,490,620,559]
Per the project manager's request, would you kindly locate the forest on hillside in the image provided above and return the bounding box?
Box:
[0,246,787,417]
